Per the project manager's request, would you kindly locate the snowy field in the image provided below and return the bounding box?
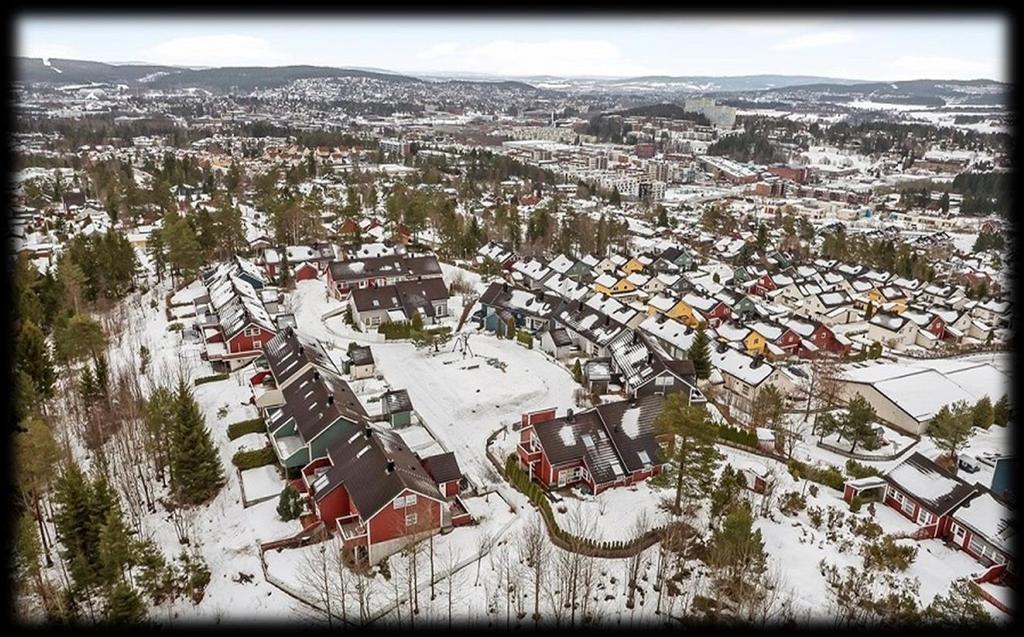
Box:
[286,277,580,488]
[552,481,674,542]
[241,466,286,503]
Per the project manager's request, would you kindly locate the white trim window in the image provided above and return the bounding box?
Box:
[405,512,418,527]
[244,326,260,337]
[393,494,418,509]
[253,340,263,350]
[918,509,936,526]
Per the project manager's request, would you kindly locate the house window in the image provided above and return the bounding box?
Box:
[392,494,417,509]
[655,375,674,387]
[918,509,936,526]
[253,340,263,350]
[244,327,260,337]
[405,513,418,527]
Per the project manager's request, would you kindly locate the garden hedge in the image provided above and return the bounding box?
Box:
[227,418,267,440]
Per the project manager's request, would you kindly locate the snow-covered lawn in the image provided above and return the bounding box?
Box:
[552,481,674,542]
[241,465,285,503]
[263,490,523,623]
[231,432,269,454]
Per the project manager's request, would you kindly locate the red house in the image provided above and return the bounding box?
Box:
[843,453,976,539]
[516,395,667,495]
[751,274,778,298]
[302,427,472,565]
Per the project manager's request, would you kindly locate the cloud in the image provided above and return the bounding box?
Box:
[710,18,824,35]
[21,42,78,60]
[140,34,289,67]
[415,39,655,77]
[887,55,1001,81]
[773,30,856,50]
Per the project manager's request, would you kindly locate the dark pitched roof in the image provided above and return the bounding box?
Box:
[381,389,413,416]
[596,395,665,474]
[349,345,374,367]
[395,278,449,319]
[318,427,444,518]
[263,326,339,386]
[533,409,625,485]
[420,451,463,485]
[328,254,442,282]
[885,452,977,515]
[271,366,367,443]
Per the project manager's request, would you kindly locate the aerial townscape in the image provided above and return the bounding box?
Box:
[10,14,1014,628]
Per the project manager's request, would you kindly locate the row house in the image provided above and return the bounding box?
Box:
[476,281,561,336]
[325,254,442,299]
[516,396,668,494]
[260,244,337,281]
[607,330,705,402]
[194,258,281,371]
[476,241,519,271]
[302,425,472,565]
[843,453,1014,582]
[347,278,450,331]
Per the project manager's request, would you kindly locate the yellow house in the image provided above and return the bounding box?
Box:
[622,257,645,274]
[647,298,692,322]
[593,272,618,295]
[611,277,637,294]
[743,330,767,356]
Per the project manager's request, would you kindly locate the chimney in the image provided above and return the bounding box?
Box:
[503,282,510,294]
[385,459,396,474]
[327,394,334,406]
[364,426,373,440]
[566,409,575,423]
[313,370,320,382]
[299,346,305,357]
[628,394,637,407]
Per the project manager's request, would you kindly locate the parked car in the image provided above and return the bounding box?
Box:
[958,454,981,473]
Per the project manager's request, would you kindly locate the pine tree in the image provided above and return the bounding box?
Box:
[992,395,1010,426]
[971,397,994,429]
[928,401,975,461]
[277,486,304,521]
[688,326,712,380]
[52,463,100,589]
[923,579,992,626]
[707,501,767,603]
[170,381,226,505]
[654,395,721,514]
[104,579,147,623]
[16,320,56,398]
[98,507,136,586]
[572,359,583,384]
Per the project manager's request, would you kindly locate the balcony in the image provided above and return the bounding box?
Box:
[517,443,541,463]
[339,518,368,547]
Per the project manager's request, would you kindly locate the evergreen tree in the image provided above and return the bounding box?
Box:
[709,464,747,528]
[923,579,993,626]
[971,397,994,429]
[16,320,56,398]
[277,486,304,521]
[98,507,135,585]
[572,359,583,384]
[104,580,147,623]
[992,395,1010,426]
[928,401,975,461]
[170,382,226,505]
[654,395,721,514]
[707,501,767,604]
[688,326,712,380]
[53,313,107,365]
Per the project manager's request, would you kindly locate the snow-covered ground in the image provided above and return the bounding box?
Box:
[241,466,286,503]
[56,275,1010,624]
[552,481,674,542]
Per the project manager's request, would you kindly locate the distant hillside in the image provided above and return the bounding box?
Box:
[144,65,419,92]
[16,57,180,85]
[732,78,1008,107]
[606,74,868,92]
[609,103,710,123]
[15,57,420,91]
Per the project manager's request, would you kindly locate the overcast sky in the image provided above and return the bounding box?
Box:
[17,14,1009,81]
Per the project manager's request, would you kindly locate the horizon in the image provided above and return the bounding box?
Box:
[17,15,1009,82]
